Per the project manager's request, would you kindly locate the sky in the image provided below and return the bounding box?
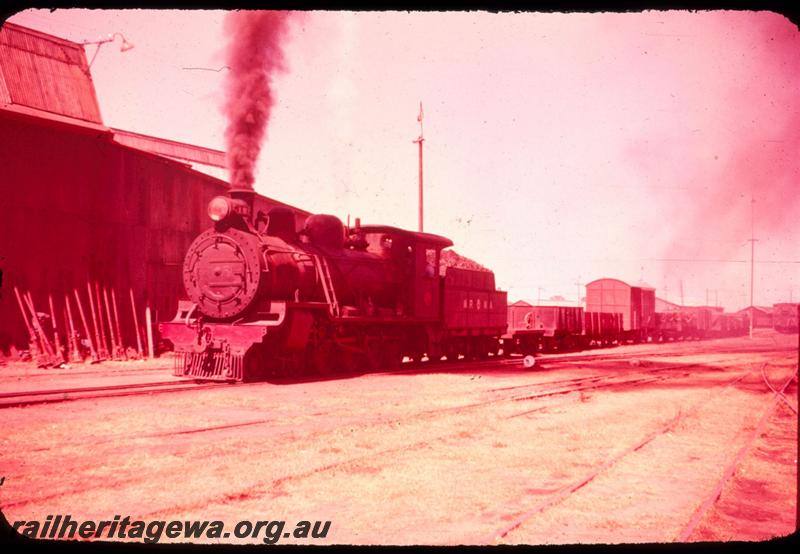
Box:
[6,9,799,310]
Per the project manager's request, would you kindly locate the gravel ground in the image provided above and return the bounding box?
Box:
[1,330,796,545]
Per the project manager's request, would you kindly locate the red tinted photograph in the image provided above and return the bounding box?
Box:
[0,8,797,546]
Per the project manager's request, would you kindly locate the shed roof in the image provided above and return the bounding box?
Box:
[0,22,102,123]
[111,128,226,168]
[735,306,773,315]
[586,277,655,291]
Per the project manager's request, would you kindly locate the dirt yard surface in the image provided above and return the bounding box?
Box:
[1,330,796,545]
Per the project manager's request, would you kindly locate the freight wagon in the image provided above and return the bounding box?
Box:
[772,303,799,334]
[585,278,655,343]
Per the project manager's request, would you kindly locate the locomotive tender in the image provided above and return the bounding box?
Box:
[160,189,507,381]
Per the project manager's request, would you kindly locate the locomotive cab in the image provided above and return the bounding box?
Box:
[357,225,452,319]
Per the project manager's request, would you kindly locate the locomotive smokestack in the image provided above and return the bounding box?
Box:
[223,10,292,191]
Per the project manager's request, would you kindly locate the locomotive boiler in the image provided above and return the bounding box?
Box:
[160,189,508,381]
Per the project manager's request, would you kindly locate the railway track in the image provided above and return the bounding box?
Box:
[0,378,223,409]
[2,357,713,512]
[124,359,721,523]
[0,344,765,411]
[480,370,755,544]
[675,373,796,542]
[0,355,520,410]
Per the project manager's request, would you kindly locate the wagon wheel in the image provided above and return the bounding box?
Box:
[380,339,402,369]
[308,339,336,376]
[364,337,383,371]
[474,338,488,360]
[427,342,443,363]
[340,345,360,373]
[443,342,458,362]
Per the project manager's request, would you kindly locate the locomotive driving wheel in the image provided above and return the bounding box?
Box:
[379,339,402,369]
[242,344,265,383]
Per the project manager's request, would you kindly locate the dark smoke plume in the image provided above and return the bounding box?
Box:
[223,10,292,190]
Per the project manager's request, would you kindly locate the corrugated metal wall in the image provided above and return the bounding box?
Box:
[0,110,307,354]
[0,23,103,123]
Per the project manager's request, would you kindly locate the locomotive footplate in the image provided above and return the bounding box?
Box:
[159,301,286,381]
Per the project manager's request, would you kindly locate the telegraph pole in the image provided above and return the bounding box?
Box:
[748,194,758,339]
[574,277,582,308]
[413,102,425,232]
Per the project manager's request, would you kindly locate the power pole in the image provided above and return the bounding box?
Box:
[748,194,758,339]
[413,102,424,232]
[574,277,582,308]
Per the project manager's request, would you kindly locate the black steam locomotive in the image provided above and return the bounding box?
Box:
[160,190,507,381]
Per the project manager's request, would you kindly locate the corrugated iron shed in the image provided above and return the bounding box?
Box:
[0,22,103,123]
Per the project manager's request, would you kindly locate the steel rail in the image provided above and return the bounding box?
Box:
[121,366,714,523]
[675,373,796,542]
[482,371,752,544]
[4,360,714,513]
[0,380,222,409]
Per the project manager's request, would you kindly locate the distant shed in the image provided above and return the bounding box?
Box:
[655,297,681,313]
[735,306,774,329]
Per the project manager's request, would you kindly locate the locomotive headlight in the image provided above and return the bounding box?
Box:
[208,196,231,222]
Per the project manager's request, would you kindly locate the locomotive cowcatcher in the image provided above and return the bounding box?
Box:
[160,189,507,381]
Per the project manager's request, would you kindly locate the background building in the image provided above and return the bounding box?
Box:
[735,306,773,329]
[0,22,309,354]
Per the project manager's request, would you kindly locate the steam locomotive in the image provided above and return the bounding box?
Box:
[160,190,507,381]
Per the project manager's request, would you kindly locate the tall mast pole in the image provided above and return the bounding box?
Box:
[748,194,758,339]
[413,101,424,232]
